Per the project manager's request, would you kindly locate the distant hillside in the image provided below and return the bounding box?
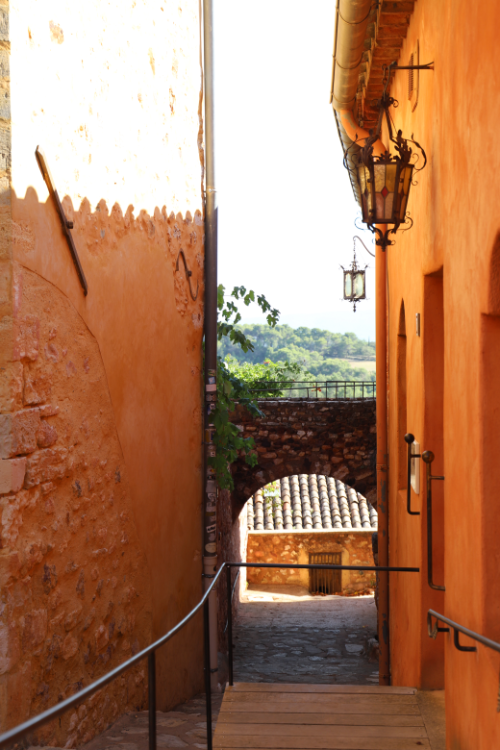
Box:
[218,324,376,382]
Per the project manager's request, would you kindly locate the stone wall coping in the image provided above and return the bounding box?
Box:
[248,529,374,536]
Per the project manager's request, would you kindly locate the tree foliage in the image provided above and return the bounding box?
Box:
[218,324,375,382]
[210,286,293,490]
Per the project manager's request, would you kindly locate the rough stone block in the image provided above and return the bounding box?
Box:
[21,609,47,652]
[23,369,51,406]
[24,447,68,488]
[0,9,8,42]
[13,316,39,362]
[0,361,23,412]
[36,421,58,449]
[0,456,26,494]
[0,408,41,457]
[0,618,21,675]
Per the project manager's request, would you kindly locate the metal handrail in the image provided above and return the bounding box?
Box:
[428,609,500,655]
[0,564,227,750]
[0,561,419,750]
[246,380,376,400]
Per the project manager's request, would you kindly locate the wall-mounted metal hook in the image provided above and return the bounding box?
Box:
[422,450,445,591]
[35,147,88,296]
[427,611,449,639]
[428,612,475,651]
[175,250,199,301]
[454,629,476,653]
[404,433,421,516]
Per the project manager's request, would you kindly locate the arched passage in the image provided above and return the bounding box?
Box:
[244,473,377,596]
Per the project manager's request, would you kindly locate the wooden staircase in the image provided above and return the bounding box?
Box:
[213,683,432,750]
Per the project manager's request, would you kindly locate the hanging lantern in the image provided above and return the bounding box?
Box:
[342,241,367,312]
[346,63,427,250]
[358,143,414,228]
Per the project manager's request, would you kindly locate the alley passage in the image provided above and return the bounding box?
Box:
[232,585,378,685]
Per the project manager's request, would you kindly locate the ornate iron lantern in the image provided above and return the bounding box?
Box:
[347,62,428,250]
[342,239,367,312]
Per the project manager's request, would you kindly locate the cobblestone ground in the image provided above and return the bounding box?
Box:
[82,692,223,750]
[232,584,379,685]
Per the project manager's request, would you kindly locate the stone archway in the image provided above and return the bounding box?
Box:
[230,398,377,509]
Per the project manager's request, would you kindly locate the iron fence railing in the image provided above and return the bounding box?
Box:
[247,380,376,400]
[0,561,420,750]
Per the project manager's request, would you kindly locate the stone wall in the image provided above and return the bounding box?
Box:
[0,267,152,744]
[231,400,377,509]
[0,0,206,741]
[247,531,376,594]
[216,489,246,668]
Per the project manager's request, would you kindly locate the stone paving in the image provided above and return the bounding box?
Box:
[81,584,378,750]
[232,584,379,685]
[82,692,223,750]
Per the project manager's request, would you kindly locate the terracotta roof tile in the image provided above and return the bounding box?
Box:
[247,475,378,532]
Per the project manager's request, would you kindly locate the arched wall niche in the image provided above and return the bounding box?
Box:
[485,230,500,315]
[479,230,500,637]
[397,300,408,489]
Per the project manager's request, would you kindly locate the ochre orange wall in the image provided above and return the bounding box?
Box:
[0,0,205,742]
[383,0,500,746]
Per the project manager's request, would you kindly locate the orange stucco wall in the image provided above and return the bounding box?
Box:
[1,0,205,743]
[382,1,500,746]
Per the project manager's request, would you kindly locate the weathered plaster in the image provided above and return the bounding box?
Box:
[0,266,152,744]
[0,0,206,742]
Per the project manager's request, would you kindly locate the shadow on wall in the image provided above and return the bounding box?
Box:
[0,188,205,744]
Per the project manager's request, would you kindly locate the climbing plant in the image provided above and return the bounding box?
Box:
[210,285,301,490]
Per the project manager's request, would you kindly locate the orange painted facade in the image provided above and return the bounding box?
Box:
[381,1,500,746]
[333,0,500,744]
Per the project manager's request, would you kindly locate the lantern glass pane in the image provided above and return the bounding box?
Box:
[344,272,352,298]
[370,163,399,223]
[358,166,371,223]
[353,272,365,299]
[386,165,396,192]
[374,164,386,193]
[398,165,414,221]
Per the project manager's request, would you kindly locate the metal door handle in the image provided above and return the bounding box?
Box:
[422,450,445,591]
[404,433,420,515]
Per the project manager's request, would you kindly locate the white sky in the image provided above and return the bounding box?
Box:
[214,0,376,341]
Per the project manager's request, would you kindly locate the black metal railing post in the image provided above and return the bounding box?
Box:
[226,565,234,686]
[148,652,156,750]
[203,598,213,750]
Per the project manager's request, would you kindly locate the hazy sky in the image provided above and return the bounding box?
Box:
[214,0,376,341]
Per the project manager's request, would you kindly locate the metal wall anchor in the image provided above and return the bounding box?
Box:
[35,147,88,296]
[176,250,199,300]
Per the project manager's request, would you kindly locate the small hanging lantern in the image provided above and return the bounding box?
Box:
[346,62,428,250]
[342,240,367,312]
